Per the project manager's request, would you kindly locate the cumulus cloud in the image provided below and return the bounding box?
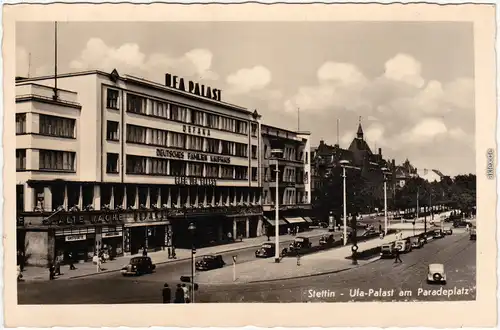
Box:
[282,52,475,175]
[226,65,272,94]
[69,38,218,82]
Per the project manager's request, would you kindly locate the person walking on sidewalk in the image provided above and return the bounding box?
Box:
[174,284,185,303]
[49,263,55,280]
[68,251,76,270]
[162,283,171,303]
[142,246,148,256]
[394,247,402,263]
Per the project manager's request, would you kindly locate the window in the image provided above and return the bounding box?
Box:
[206,138,220,154]
[106,121,119,141]
[190,110,205,126]
[235,166,248,180]
[170,160,186,176]
[251,145,257,159]
[106,89,119,109]
[170,104,188,122]
[39,114,76,138]
[221,141,234,156]
[127,94,145,114]
[235,143,248,157]
[106,153,119,173]
[150,128,168,147]
[251,123,258,137]
[152,100,168,118]
[16,149,26,170]
[189,136,204,151]
[236,120,248,134]
[207,114,219,129]
[16,114,26,134]
[221,165,233,179]
[150,158,168,175]
[251,167,258,181]
[206,164,219,178]
[39,150,76,171]
[126,155,147,174]
[188,162,203,177]
[221,117,235,132]
[126,124,147,144]
[169,132,186,149]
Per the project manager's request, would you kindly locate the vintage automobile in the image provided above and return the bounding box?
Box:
[427,263,447,284]
[195,254,226,271]
[443,227,453,235]
[281,236,313,256]
[410,236,424,249]
[255,243,276,258]
[453,219,469,228]
[121,256,156,276]
[470,226,477,240]
[433,229,445,239]
[395,238,412,253]
[380,242,396,258]
[319,234,335,247]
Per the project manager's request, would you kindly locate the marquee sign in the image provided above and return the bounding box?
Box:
[156,148,230,164]
[165,73,222,102]
[175,176,217,186]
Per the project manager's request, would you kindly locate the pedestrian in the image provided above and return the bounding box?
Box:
[296,226,299,235]
[182,283,189,302]
[142,246,148,256]
[287,228,291,235]
[55,254,62,276]
[174,284,185,303]
[68,251,76,270]
[394,247,402,263]
[167,247,172,259]
[49,263,55,280]
[162,283,171,303]
[296,254,301,266]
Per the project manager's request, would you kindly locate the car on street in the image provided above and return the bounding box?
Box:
[121,256,156,276]
[443,227,453,235]
[255,243,276,258]
[319,234,335,247]
[395,238,412,253]
[453,219,468,228]
[195,254,225,271]
[281,236,313,256]
[427,263,447,284]
[380,242,396,258]
[410,236,424,249]
[317,222,328,229]
[470,226,477,240]
[433,229,445,239]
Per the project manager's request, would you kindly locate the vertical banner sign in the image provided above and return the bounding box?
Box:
[124,228,131,253]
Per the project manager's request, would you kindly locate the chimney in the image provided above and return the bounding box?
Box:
[378,148,382,156]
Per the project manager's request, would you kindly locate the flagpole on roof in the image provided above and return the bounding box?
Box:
[53,21,58,101]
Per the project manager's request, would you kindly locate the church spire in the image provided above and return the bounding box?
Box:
[356,116,364,139]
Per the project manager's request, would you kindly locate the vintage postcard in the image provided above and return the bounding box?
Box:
[3,3,497,328]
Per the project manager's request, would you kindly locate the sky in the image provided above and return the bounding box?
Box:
[16,21,475,176]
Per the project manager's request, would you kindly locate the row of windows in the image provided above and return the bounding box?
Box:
[16,113,76,138]
[262,189,309,205]
[110,123,255,158]
[263,167,308,183]
[16,149,76,171]
[107,154,258,181]
[263,144,309,163]
[107,89,258,136]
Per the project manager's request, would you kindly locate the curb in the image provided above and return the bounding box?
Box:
[60,233,328,281]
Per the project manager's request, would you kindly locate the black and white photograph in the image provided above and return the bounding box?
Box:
[4,3,497,328]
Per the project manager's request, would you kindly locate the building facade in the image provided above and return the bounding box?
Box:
[260,125,312,234]
[16,69,273,266]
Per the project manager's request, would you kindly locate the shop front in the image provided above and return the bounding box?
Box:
[54,227,96,263]
[101,225,124,258]
[263,215,289,236]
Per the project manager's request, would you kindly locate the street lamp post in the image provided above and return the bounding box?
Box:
[339,160,361,246]
[271,147,283,263]
[188,222,196,303]
[381,167,391,236]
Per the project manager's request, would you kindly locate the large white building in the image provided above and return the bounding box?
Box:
[15,69,311,266]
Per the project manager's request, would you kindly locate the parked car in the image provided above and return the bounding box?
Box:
[410,236,424,249]
[453,220,468,228]
[121,256,156,276]
[255,243,276,258]
[395,238,412,253]
[443,227,453,235]
[427,263,447,284]
[195,254,225,271]
[380,242,396,258]
[317,222,328,229]
[319,234,335,247]
[433,229,445,239]
[281,236,312,256]
[470,226,477,240]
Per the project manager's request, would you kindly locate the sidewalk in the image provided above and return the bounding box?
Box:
[20,228,328,282]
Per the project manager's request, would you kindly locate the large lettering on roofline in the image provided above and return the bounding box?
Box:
[165,73,222,102]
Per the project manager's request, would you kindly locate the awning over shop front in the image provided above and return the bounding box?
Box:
[302,217,314,223]
[284,217,306,224]
[263,216,288,226]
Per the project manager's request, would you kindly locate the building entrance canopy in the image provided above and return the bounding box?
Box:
[263,216,288,226]
[284,217,306,224]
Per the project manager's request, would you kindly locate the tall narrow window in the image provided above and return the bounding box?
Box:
[251,145,257,159]
[149,158,168,175]
[126,124,147,144]
[251,123,258,137]
[106,89,119,109]
[106,121,119,141]
[251,167,258,181]
[106,153,119,173]
[126,94,145,114]
[125,155,147,174]
[16,149,26,170]
[16,114,26,134]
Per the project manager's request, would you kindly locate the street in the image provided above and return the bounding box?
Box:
[18,231,474,304]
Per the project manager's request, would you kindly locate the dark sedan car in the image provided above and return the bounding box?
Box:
[195,254,225,271]
[433,229,445,239]
[319,234,335,247]
[255,243,276,258]
[121,256,156,276]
